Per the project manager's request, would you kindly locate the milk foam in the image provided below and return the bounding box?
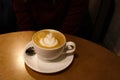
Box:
[39,32,58,47]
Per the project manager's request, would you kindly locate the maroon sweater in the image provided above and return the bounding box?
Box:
[13,0,92,36]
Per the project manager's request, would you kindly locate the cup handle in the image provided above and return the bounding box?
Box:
[64,41,76,54]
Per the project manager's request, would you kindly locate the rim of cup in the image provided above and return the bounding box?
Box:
[32,29,66,50]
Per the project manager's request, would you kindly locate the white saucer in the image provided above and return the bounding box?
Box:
[24,41,74,73]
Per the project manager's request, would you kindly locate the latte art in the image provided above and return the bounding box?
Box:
[33,29,66,49]
[40,33,58,47]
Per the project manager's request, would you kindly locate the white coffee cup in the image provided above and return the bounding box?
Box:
[32,29,76,61]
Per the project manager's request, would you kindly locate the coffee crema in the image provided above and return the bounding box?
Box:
[33,29,66,49]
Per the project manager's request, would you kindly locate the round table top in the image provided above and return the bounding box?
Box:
[0,31,120,80]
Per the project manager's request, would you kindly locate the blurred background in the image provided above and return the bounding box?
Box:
[0,0,120,56]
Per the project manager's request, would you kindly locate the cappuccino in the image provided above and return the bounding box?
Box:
[33,29,66,49]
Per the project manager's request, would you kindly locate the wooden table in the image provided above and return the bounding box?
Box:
[0,31,120,80]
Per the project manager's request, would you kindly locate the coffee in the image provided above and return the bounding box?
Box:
[32,29,76,61]
[33,29,66,49]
